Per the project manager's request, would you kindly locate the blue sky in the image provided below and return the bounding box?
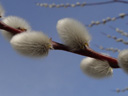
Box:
[0,0,128,96]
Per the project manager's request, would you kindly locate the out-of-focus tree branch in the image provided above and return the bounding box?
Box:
[36,0,128,8]
[87,13,128,27]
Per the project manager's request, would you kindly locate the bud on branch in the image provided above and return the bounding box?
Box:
[0,19,119,68]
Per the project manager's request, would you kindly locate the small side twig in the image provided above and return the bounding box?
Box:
[109,26,128,37]
[36,0,128,8]
[95,44,120,53]
[87,13,128,27]
[102,32,128,45]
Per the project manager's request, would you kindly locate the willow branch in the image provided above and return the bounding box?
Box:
[0,21,22,34]
[0,21,119,68]
[87,13,128,27]
[84,0,128,5]
[36,0,128,8]
[95,44,120,53]
[52,41,119,68]
[84,1,115,6]
[117,0,128,4]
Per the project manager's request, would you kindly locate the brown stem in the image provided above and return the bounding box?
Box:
[85,1,115,6]
[83,0,128,6]
[52,41,119,68]
[0,21,22,34]
[117,0,128,4]
[86,13,128,27]
[0,21,119,68]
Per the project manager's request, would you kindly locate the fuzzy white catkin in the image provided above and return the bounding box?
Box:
[1,16,31,40]
[118,49,128,73]
[10,31,51,58]
[80,57,113,79]
[0,4,5,18]
[57,18,91,50]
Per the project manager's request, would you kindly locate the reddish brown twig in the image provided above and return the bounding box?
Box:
[52,41,119,68]
[0,21,22,34]
[0,21,119,68]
